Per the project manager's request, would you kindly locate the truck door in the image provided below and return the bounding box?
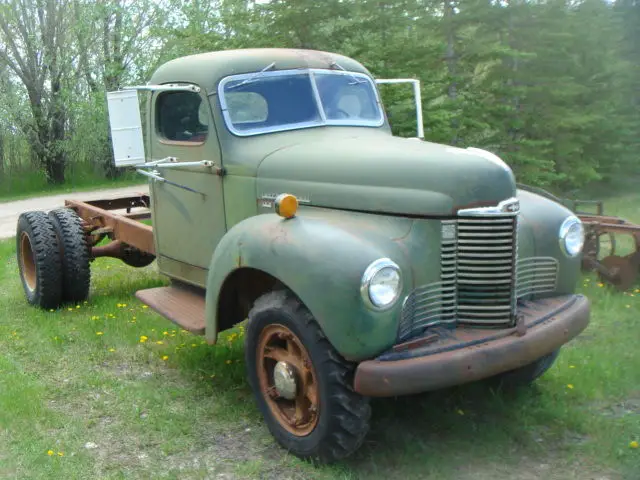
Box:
[148,87,226,287]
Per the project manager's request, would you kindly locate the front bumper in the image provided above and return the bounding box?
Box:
[354,294,590,397]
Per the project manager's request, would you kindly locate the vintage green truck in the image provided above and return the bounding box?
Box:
[16,48,590,462]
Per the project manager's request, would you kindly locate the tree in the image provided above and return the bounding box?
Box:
[0,0,73,184]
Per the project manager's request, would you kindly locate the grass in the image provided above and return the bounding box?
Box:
[0,198,639,479]
[0,165,142,202]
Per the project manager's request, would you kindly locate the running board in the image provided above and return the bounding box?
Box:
[135,284,206,335]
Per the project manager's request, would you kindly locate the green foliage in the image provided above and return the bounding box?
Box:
[0,0,638,193]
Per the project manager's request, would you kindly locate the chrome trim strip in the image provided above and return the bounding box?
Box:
[457,197,520,216]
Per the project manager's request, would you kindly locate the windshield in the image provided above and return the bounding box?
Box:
[218,69,384,136]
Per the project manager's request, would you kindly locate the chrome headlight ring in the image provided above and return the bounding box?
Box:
[360,258,403,310]
[559,215,585,257]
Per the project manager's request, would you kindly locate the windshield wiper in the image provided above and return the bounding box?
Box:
[227,62,276,90]
[330,61,366,85]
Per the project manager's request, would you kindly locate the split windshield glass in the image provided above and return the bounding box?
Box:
[218,69,384,136]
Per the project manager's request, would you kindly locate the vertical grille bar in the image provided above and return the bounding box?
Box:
[456,216,516,325]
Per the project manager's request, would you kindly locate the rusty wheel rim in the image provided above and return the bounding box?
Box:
[19,232,36,292]
[256,324,319,436]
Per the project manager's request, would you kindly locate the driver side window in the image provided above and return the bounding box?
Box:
[156,91,209,143]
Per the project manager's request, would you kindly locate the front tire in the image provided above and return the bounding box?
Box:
[245,291,370,463]
[490,349,560,389]
[16,211,63,309]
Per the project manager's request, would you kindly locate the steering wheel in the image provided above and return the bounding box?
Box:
[332,108,350,119]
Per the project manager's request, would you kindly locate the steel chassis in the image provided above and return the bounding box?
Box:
[64,195,155,261]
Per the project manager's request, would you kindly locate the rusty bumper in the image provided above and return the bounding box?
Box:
[354,294,590,397]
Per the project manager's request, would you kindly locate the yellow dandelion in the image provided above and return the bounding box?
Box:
[163,331,169,336]
[142,305,148,309]
[91,316,99,320]
[630,440,639,449]
[567,384,574,389]
[108,348,116,352]
[225,360,232,365]
[598,283,604,287]
[67,307,73,311]
[132,316,137,320]
[156,341,164,345]
[139,335,148,343]
[47,450,54,456]
[96,331,104,336]
[161,355,169,361]
[75,305,80,309]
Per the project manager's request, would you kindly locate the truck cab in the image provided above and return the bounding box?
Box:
[16,48,590,463]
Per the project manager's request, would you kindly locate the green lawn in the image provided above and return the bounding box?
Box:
[1,197,639,479]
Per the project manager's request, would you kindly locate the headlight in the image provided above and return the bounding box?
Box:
[361,258,402,310]
[559,216,584,257]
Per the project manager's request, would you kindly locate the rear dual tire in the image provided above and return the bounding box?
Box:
[17,209,90,309]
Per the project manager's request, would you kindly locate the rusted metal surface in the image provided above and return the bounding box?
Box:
[519,184,640,290]
[257,324,319,436]
[19,232,36,291]
[579,215,640,291]
[135,283,206,335]
[353,294,590,397]
[84,195,151,212]
[65,198,155,255]
[91,239,125,258]
[597,254,640,291]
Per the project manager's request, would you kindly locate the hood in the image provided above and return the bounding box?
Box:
[256,134,516,216]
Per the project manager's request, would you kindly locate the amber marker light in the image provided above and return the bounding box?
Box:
[274,193,298,219]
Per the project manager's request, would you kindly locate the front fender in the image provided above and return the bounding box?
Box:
[517,189,582,294]
[205,210,414,361]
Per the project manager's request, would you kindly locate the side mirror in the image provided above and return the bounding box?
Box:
[106,89,146,167]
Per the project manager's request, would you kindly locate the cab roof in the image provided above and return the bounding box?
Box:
[148,48,372,93]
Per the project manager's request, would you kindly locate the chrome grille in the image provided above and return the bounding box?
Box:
[516,257,558,299]
[398,282,456,341]
[398,215,519,341]
[456,216,517,325]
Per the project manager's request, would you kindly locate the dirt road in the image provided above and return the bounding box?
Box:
[0,184,149,240]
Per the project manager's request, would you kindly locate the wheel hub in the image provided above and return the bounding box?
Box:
[273,361,297,400]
